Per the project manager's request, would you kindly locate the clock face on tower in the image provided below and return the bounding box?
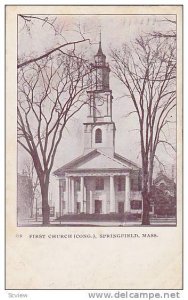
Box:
[96,94,105,106]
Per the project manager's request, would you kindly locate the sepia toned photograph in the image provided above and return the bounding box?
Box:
[17,13,177,227]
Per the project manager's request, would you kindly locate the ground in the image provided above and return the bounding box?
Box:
[18,213,176,227]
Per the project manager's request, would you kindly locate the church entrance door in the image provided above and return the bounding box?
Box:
[118,202,124,214]
[77,202,81,214]
[95,200,102,214]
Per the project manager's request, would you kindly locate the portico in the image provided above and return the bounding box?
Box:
[58,167,132,216]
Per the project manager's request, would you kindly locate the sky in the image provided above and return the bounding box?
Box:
[18,14,177,205]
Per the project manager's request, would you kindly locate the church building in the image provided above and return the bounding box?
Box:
[54,39,142,217]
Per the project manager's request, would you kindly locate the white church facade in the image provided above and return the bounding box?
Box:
[54,40,143,216]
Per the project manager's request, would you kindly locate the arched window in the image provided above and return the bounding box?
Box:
[95,128,102,143]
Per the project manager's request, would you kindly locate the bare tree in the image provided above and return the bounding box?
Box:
[111,34,176,225]
[18,39,89,69]
[18,52,91,224]
[150,17,176,39]
[23,158,40,218]
[18,14,65,37]
[18,14,91,69]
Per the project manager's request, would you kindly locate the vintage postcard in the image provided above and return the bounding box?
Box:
[6,5,183,289]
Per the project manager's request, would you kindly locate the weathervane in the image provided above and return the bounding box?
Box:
[99,25,101,43]
[98,24,102,45]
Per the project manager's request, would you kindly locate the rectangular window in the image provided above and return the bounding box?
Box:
[117,176,125,191]
[131,178,139,191]
[59,179,65,200]
[75,178,80,191]
[59,179,66,189]
[95,177,104,190]
[131,200,142,210]
[130,171,142,191]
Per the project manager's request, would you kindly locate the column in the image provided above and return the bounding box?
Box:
[110,175,116,213]
[65,176,69,214]
[68,177,71,213]
[89,190,93,214]
[80,176,84,213]
[59,180,61,217]
[125,175,131,212]
[103,195,107,214]
[71,177,75,214]
[84,184,87,213]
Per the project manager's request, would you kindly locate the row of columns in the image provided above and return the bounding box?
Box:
[109,175,130,213]
[61,175,131,215]
[63,176,85,214]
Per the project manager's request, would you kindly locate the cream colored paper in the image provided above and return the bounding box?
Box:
[6,5,182,289]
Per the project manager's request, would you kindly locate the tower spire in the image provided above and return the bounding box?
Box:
[97,26,105,56]
[99,26,101,46]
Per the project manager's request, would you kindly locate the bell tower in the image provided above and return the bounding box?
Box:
[83,33,116,157]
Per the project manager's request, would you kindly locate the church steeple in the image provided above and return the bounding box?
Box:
[96,30,106,59]
[91,34,110,91]
[83,33,115,157]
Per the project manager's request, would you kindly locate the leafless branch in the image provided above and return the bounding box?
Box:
[18,39,90,69]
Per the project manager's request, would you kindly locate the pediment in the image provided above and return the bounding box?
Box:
[53,150,139,177]
[71,151,129,170]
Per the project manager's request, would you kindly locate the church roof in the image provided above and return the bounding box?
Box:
[53,149,140,176]
[153,172,175,186]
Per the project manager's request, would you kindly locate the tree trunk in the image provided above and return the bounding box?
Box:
[30,203,34,218]
[141,163,150,225]
[40,180,50,225]
[142,189,150,225]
